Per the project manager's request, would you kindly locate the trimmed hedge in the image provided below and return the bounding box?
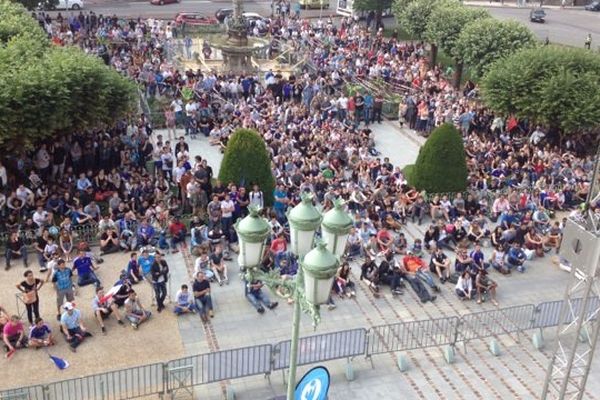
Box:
[218,128,275,206]
[409,123,468,193]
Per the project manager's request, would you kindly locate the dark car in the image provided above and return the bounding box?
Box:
[529,8,546,23]
[150,0,179,5]
[215,8,233,23]
[585,1,600,10]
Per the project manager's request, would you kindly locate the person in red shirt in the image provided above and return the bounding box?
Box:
[168,216,187,253]
[270,233,287,256]
[403,251,440,293]
[376,226,393,256]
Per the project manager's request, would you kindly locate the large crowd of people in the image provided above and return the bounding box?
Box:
[1,8,598,359]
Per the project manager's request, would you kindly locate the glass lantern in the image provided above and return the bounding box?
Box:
[234,206,270,267]
[287,194,322,259]
[321,199,353,259]
[301,241,340,305]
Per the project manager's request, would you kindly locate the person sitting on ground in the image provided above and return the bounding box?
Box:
[467,222,485,244]
[469,244,488,270]
[376,224,394,256]
[136,219,156,248]
[192,271,214,322]
[475,269,499,306]
[430,246,451,284]
[92,287,125,334]
[245,279,279,314]
[393,232,408,255]
[408,238,424,258]
[490,244,510,275]
[72,249,101,287]
[396,257,436,303]
[210,244,228,285]
[3,315,27,357]
[455,270,473,301]
[168,216,186,253]
[124,290,151,329]
[506,242,527,272]
[360,258,380,296]
[334,262,356,298]
[454,248,474,274]
[5,231,28,270]
[126,252,143,284]
[525,226,545,258]
[402,251,440,293]
[194,250,215,280]
[99,226,120,255]
[60,302,92,352]
[28,317,55,349]
[174,284,198,315]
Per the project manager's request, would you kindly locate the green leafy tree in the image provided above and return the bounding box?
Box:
[481,46,600,138]
[425,4,489,87]
[454,19,537,78]
[406,123,468,193]
[0,0,137,149]
[218,129,276,206]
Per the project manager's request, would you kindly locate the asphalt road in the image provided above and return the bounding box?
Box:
[482,6,600,48]
[54,0,600,48]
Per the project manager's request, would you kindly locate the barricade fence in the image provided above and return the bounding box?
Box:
[1,297,598,400]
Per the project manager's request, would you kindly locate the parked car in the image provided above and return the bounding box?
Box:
[38,0,83,10]
[150,0,180,5]
[242,12,270,26]
[585,1,600,10]
[215,8,233,23]
[175,12,219,26]
[529,8,546,23]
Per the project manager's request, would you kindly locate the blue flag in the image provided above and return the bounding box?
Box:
[49,355,70,370]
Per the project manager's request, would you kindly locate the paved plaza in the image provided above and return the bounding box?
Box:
[1,122,599,399]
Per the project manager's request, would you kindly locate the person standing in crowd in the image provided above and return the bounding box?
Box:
[16,270,44,326]
[52,259,74,321]
[150,252,169,312]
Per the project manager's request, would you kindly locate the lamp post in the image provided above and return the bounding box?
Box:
[235,195,352,400]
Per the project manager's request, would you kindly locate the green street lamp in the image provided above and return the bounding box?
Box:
[287,194,322,258]
[235,205,271,268]
[234,196,350,400]
[321,199,354,259]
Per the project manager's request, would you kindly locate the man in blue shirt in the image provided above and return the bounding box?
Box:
[52,259,74,321]
[137,220,156,248]
[72,250,101,287]
[506,242,527,273]
[272,184,288,224]
[60,302,92,352]
[138,248,157,305]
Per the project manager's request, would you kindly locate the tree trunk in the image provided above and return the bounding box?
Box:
[430,43,438,66]
[453,61,464,90]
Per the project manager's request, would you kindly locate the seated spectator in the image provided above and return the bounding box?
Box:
[376,225,394,256]
[124,291,151,329]
[544,221,562,254]
[210,244,228,285]
[475,269,499,306]
[100,226,120,255]
[506,242,527,272]
[469,244,488,270]
[455,271,473,301]
[3,315,27,357]
[72,250,101,287]
[194,251,215,280]
[174,284,198,315]
[334,263,356,298]
[402,251,440,293]
[408,238,424,258]
[393,232,408,255]
[126,252,143,284]
[467,222,485,244]
[168,216,186,253]
[60,302,92,352]
[5,231,28,270]
[430,247,451,283]
[490,245,510,275]
[270,232,287,256]
[92,287,125,334]
[525,226,545,258]
[28,317,55,349]
[245,279,278,314]
[410,195,426,225]
[345,227,363,259]
[360,258,380,295]
[454,248,474,274]
[192,271,214,322]
[397,257,436,303]
[137,219,156,248]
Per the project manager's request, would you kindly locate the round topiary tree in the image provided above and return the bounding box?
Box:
[218,128,275,206]
[407,123,468,193]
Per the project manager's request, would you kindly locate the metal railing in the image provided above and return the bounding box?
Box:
[2,297,598,400]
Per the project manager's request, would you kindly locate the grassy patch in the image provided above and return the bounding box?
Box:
[383,26,416,41]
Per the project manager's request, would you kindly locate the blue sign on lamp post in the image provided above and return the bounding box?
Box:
[294,366,330,400]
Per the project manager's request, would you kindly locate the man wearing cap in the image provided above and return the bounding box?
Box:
[60,302,91,352]
[52,259,74,321]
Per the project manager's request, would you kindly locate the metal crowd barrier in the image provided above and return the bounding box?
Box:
[368,316,460,356]
[166,344,272,397]
[3,297,600,400]
[272,328,367,371]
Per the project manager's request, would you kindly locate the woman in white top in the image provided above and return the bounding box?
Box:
[455,271,473,300]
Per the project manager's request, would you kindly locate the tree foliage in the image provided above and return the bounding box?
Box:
[408,123,468,193]
[0,0,137,149]
[394,0,438,40]
[425,5,489,60]
[353,0,392,12]
[454,19,537,78]
[481,46,600,135]
[218,129,276,206]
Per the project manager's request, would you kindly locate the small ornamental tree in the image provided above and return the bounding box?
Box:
[408,123,468,193]
[218,129,276,206]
